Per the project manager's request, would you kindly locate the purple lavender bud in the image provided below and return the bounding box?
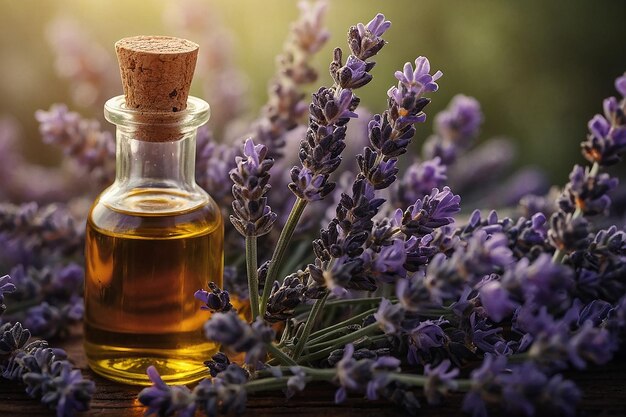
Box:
[548,211,591,253]
[558,164,618,215]
[230,138,277,237]
[406,319,448,365]
[331,51,373,89]
[364,238,407,284]
[32,362,96,417]
[139,366,196,417]
[373,298,405,335]
[264,273,306,322]
[463,231,514,276]
[582,113,626,166]
[479,280,518,323]
[401,187,461,238]
[392,57,443,99]
[350,13,391,60]
[423,359,459,405]
[396,157,447,206]
[286,366,307,398]
[434,94,483,147]
[35,104,115,184]
[0,275,16,314]
[204,352,231,377]
[396,274,430,312]
[289,166,333,201]
[193,364,248,416]
[203,312,274,365]
[356,146,399,189]
[194,282,233,313]
[0,322,31,354]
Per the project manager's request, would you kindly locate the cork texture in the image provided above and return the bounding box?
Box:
[115,36,199,141]
[115,36,198,112]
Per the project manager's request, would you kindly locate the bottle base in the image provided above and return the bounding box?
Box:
[85,341,219,386]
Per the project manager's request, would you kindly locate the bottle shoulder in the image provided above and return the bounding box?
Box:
[88,186,222,239]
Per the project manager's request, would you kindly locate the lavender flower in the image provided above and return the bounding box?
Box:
[194,364,248,416]
[290,13,389,202]
[548,211,591,254]
[558,165,618,215]
[0,275,15,314]
[265,274,306,323]
[230,138,277,237]
[286,366,308,398]
[334,344,400,403]
[35,104,115,185]
[350,13,391,60]
[400,187,461,239]
[582,87,626,166]
[250,0,329,159]
[195,126,237,205]
[390,57,443,102]
[194,282,233,313]
[434,94,483,147]
[479,279,518,323]
[395,157,447,206]
[139,366,196,417]
[406,319,448,365]
[0,322,95,417]
[374,298,405,335]
[423,359,459,405]
[204,352,231,377]
[203,312,274,365]
[289,87,358,201]
[463,354,580,417]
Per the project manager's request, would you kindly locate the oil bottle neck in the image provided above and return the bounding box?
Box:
[114,131,197,190]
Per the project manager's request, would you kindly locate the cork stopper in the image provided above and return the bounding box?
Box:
[116,36,198,112]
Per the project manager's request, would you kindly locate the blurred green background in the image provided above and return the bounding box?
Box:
[1,0,625,184]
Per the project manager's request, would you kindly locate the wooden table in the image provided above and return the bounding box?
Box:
[1,330,625,416]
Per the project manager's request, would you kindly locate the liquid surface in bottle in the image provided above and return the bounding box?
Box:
[84,189,223,385]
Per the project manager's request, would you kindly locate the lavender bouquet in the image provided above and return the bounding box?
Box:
[1,1,626,417]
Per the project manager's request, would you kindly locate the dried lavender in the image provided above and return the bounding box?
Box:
[0,278,95,417]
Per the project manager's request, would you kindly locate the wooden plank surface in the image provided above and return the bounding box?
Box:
[1,330,625,416]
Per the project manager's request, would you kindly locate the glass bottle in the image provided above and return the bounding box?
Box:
[84,95,223,385]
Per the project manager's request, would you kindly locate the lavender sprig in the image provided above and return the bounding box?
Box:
[1,277,95,417]
[35,104,115,187]
[252,0,330,159]
[551,74,626,262]
[308,57,445,298]
[259,13,391,318]
[230,138,277,318]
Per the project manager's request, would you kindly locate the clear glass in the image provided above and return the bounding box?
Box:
[84,95,223,385]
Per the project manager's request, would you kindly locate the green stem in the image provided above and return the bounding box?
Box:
[308,308,377,340]
[304,322,380,352]
[260,197,308,317]
[245,236,260,320]
[295,297,387,313]
[307,309,378,345]
[390,374,472,391]
[266,343,298,366]
[245,377,293,393]
[552,162,600,263]
[292,292,329,360]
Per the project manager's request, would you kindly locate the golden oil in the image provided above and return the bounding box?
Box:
[84,189,223,385]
